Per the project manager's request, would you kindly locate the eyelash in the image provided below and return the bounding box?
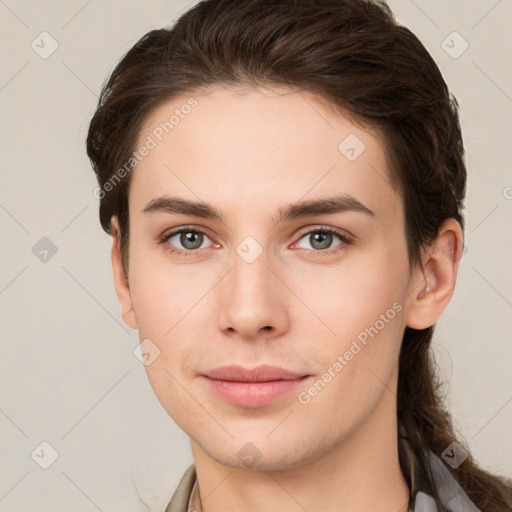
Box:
[159,225,354,258]
[158,225,354,257]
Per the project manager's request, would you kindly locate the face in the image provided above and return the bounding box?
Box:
[116,85,416,471]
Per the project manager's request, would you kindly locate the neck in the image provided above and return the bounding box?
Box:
[190,388,410,512]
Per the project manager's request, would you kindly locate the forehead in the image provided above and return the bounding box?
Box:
[130,85,399,224]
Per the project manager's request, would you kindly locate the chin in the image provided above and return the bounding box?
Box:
[211,451,305,472]
[195,433,327,473]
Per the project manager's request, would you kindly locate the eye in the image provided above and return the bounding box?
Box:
[160,227,213,255]
[294,227,353,254]
[159,225,354,257]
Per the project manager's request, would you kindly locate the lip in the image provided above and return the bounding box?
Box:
[201,365,310,408]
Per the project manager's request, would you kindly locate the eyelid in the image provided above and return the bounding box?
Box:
[159,224,354,255]
[291,225,354,254]
[294,224,354,242]
[159,225,216,250]
[160,223,212,237]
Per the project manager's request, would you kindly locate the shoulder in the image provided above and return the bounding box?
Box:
[164,464,196,512]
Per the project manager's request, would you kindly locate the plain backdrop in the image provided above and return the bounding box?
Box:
[0,0,511,510]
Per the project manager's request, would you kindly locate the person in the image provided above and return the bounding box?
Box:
[86,0,512,510]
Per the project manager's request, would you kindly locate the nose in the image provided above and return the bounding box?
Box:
[216,244,290,341]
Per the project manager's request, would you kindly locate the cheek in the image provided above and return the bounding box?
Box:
[295,293,405,429]
[293,247,407,402]
[127,250,211,382]
[289,249,407,342]
[127,246,203,338]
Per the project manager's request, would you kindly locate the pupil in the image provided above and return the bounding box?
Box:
[313,232,331,250]
[183,231,201,249]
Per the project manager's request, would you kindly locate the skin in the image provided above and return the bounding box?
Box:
[110,85,463,512]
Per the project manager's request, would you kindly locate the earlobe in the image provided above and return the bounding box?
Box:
[405,218,464,330]
[110,216,137,330]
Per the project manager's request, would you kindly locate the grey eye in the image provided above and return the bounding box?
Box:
[167,230,209,250]
[296,231,342,251]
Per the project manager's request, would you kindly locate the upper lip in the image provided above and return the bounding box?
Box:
[203,365,309,382]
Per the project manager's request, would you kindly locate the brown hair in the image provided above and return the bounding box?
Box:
[86,0,512,509]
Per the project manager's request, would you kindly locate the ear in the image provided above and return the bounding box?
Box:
[405,218,464,330]
[111,216,137,330]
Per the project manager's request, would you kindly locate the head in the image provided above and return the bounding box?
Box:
[88,0,502,507]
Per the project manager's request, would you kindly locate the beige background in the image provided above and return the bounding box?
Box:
[0,0,511,510]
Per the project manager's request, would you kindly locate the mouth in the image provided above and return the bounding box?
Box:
[201,365,311,408]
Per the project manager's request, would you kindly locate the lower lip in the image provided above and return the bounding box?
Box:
[202,376,310,408]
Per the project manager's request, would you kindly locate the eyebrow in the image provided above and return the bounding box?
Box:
[142,194,375,222]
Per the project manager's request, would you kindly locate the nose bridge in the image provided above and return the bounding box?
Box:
[232,242,270,298]
[230,231,272,291]
[217,235,288,336]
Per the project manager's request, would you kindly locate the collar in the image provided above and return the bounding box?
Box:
[397,422,481,511]
[165,424,482,512]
